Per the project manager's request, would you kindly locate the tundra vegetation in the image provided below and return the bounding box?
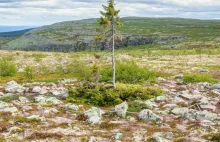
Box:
[0,3,220,142]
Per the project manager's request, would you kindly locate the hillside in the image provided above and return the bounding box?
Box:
[1,17,220,51]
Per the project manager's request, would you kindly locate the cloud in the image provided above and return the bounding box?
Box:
[0,0,219,26]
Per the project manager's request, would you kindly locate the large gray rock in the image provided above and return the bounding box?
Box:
[115,102,128,118]
[83,107,104,125]
[5,81,25,93]
[139,109,163,122]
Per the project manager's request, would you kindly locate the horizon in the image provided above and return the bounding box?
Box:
[0,0,220,26]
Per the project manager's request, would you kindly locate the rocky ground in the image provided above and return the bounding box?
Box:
[0,77,219,142]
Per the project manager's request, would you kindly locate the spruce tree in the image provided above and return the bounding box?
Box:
[97,0,123,89]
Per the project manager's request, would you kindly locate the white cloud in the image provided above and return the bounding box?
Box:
[0,0,219,26]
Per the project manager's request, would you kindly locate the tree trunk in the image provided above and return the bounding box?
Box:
[112,18,116,89]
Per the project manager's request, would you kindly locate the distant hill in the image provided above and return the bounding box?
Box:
[0,26,36,33]
[1,17,220,52]
[0,28,34,38]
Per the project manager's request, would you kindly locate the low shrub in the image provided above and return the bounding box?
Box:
[24,66,35,81]
[67,83,163,106]
[128,102,148,112]
[66,60,93,81]
[100,60,156,84]
[182,74,218,83]
[0,58,17,76]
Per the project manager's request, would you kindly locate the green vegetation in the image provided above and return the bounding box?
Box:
[24,66,35,81]
[0,58,17,77]
[67,83,163,106]
[182,74,218,83]
[100,60,156,84]
[128,102,148,112]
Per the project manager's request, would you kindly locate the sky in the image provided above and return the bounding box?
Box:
[0,0,220,26]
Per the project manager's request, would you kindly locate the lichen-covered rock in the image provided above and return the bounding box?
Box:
[64,103,79,111]
[171,108,189,116]
[188,110,217,121]
[32,86,42,93]
[139,109,163,122]
[115,102,128,118]
[88,116,101,125]
[84,107,104,119]
[5,81,25,93]
[0,101,9,108]
[34,95,62,105]
[0,107,18,114]
[19,97,29,103]
[144,100,153,109]
[155,96,167,102]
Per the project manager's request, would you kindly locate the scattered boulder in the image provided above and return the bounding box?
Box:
[171,108,189,116]
[0,101,9,108]
[115,102,128,118]
[19,96,29,103]
[0,107,18,114]
[34,96,62,105]
[88,116,102,125]
[64,103,79,111]
[144,100,153,109]
[139,109,163,122]
[83,107,104,124]
[5,81,25,93]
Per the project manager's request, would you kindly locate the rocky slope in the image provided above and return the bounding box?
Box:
[1,17,220,52]
[0,78,219,141]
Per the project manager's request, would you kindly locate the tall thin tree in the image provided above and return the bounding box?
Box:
[97,0,123,89]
